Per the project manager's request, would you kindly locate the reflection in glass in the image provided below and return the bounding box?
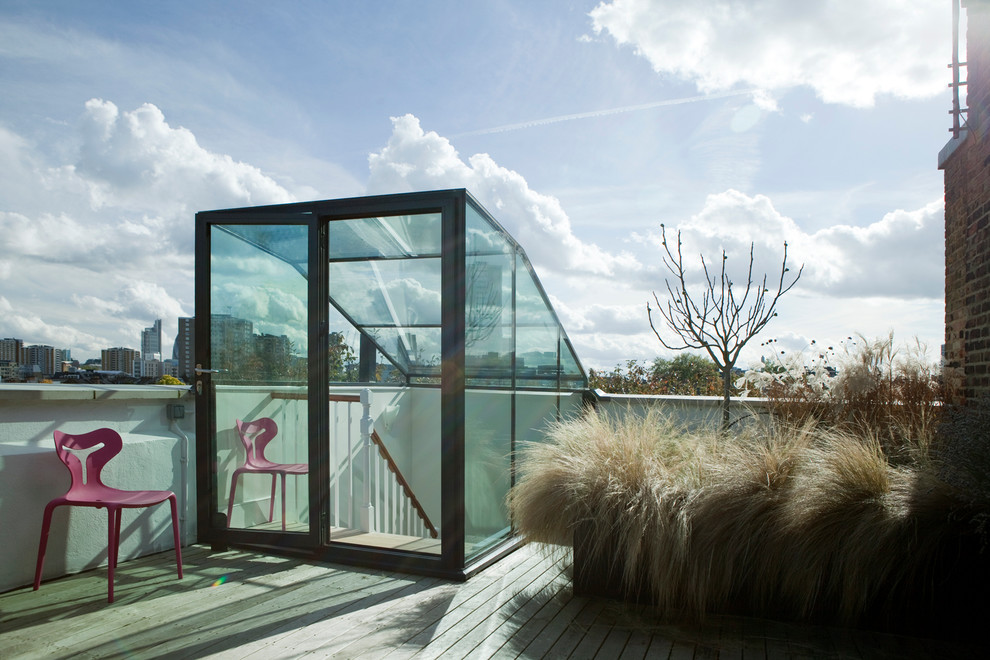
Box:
[211,223,310,533]
[329,214,442,259]
[465,390,512,559]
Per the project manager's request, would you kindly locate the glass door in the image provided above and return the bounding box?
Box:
[199,220,315,545]
[323,213,444,555]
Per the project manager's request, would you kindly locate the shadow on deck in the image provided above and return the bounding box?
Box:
[0,544,980,659]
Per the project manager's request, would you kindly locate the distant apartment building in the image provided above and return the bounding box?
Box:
[102,347,140,373]
[135,357,164,379]
[211,314,254,372]
[173,317,195,382]
[23,345,62,377]
[0,359,17,381]
[0,337,24,364]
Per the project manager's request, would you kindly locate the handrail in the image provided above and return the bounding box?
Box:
[369,429,438,538]
[271,391,438,538]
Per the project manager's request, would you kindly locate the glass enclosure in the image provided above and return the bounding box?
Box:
[195,189,587,578]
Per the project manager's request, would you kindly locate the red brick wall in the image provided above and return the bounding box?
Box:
[944,1,990,404]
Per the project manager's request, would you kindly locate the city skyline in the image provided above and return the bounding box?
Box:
[1,314,194,382]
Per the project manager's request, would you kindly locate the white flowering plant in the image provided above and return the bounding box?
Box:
[739,333,942,458]
[735,338,836,399]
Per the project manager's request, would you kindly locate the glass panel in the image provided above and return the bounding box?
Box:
[465,255,513,386]
[465,390,512,560]
[211,223,310,533]
[214,224,310,278]
[326,212,443,554]
[559,339,588,390]
[330,259,441,327]
[515,253,561,389]
[466,201,511,256]
[328,213,442,259]
[465,203,515,387]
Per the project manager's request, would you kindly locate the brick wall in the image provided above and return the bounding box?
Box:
[944,1,990,404]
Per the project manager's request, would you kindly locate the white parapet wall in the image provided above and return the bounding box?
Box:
[0,383,196,594]
[591,390,771,429]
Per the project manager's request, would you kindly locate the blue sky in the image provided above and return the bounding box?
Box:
[0,0,954,371]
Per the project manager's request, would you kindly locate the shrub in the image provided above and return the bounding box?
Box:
[509,407,989,634]
[589,354,723,395]
[156,375,184,385]
[737,333,943,461]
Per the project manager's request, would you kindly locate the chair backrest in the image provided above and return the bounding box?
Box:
[53,428,123,493]
[234,418,279,466]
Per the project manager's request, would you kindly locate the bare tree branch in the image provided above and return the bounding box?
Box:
[647,225,803,429]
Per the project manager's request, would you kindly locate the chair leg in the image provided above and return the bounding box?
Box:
[108,506,121,603]
[280,473,287,531]
[168,495,184,579]
[34,502,59,591]
[268,474,277,523]
[227,472,240,528]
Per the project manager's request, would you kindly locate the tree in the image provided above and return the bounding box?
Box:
[328,331,357,381]
[647,225,803,429]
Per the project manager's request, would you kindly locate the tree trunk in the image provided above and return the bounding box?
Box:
[721,367,732,431]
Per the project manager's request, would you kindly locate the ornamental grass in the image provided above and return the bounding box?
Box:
[508,405,989,632]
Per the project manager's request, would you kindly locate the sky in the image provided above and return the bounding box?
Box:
[0,0,956,372]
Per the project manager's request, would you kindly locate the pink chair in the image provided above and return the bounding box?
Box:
[227,418,307,530]
[34,428,183,603]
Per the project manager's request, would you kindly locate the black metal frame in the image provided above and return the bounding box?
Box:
[195,189,585,580]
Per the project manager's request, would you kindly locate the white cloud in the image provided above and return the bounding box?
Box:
[0,99,304,356]
[643,189,943,299]
[589,0,948,107]
[74,99,294,245]
[367,114,643,279]
[0,296,109,351]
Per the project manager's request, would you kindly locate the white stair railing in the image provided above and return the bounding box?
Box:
[328,391,437,539]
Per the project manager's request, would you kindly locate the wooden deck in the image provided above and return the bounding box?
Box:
[0,544,980,659]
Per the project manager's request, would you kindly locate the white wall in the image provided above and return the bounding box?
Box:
[593,391,770,429]
[0,384,195,594]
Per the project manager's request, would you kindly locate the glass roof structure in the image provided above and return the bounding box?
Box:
[195,189,587,578]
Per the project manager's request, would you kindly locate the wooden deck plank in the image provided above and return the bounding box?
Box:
[564,602,613,660]
[410,554,568,659]
[1,543,985,660]
[254,575,440,658]
[510,588,589,659]
[541,596,606,659]
[617,628,652,660]
[446,559,571,658]
[387,543,544,650]
[1,547,233,658]
[319,550,539,660]
[644,635,675,660]
[380,549,556,659]
[39,552,348,659]
[711,616,744,660]
[667,639,697,660]
[163,566,411,658]
[596,627,633,658]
